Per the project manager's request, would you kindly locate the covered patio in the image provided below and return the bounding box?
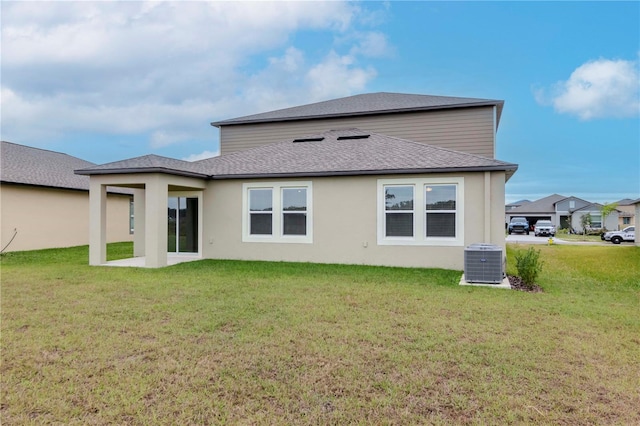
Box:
[83,171,207,268]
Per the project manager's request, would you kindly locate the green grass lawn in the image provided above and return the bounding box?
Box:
[2,243,639,425]
[554,233,606,243]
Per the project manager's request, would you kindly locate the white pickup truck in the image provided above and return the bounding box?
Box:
[602,226,635,244]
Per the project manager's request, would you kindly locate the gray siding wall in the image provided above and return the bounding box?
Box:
[219,106,496,158]
[556,198,589,212]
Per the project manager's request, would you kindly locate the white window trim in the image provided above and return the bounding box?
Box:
[377,177,464,246]
[242,181,313,244]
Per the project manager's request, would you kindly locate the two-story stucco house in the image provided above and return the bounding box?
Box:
[77,92,518,269]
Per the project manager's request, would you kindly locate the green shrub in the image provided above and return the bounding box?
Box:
[515,247,543,288]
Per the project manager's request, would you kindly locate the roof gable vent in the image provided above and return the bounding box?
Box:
[337,134,370,140]
[293,137,325,143]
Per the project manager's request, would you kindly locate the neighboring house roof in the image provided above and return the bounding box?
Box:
[571,203,622,213]
[615,198,639,206]
[506,199,531,210]
[211,92,504,127]
[508,199,531,206]
[1,140,95,191]
[507,194,568,214]
[77,129,518,180]
[1,141,132,195]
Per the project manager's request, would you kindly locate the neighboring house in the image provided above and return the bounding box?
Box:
[0,141,133,252]
[505,194,581,229]
[505,193,622,232]
[615,198,637,229]
[570,203,618,233]
[76,93,518,269]
[634,199,640,246]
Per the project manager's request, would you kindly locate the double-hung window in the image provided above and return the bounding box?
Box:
[384,185,414,237]
[249,188,273,235]
[378,177,464,246]
[243,182,312,243]
[282,187,308,235]
[425,185,456,237]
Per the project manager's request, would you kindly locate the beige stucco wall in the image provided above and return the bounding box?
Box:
[220,106,497,158]
[202,171,506,270]
[0,184,132,252]
[617,204,635,229]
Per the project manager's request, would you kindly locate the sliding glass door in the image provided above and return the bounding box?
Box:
[168,197,198,253]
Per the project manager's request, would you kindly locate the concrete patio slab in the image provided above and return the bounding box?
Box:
[103,254,201,268]
[459,274,512,289]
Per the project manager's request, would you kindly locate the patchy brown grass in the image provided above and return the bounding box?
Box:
[1,243,639,424]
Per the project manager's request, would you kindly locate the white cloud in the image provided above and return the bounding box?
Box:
[306,51,377,100]
[349,31,393,58]
[536,58,640,120]
[150,130,192,149]
[182,150,219,162]
[233,47,377,115]
[0,1,389,149]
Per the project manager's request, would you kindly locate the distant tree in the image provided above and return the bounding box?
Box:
[600,202,618,231]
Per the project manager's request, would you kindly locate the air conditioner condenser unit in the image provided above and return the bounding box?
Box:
[464,243,505,284]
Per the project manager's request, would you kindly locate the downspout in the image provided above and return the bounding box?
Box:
[484,171,491,243]
[492,105,497,159]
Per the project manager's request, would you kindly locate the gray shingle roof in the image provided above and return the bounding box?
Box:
[1,141,95,190]
[507,194,568,214]
[197,129,517,179]
[75,129,518,180]
[75,154,210,178]
[615,198,639,206]
[572,203,605,212]
[211,92,504,126]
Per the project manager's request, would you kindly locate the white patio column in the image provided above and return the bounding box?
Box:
[89,180,107,265]
[145,175,168,267]
[133,188,146,257]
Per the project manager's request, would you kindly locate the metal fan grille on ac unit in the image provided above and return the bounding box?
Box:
[464,244,504,284]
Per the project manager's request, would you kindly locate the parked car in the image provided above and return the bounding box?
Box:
[534,220,556,237]
[508,217,529,235]
[602,226,635,244]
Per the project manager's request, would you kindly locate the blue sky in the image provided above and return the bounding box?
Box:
[2,1,639,203]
